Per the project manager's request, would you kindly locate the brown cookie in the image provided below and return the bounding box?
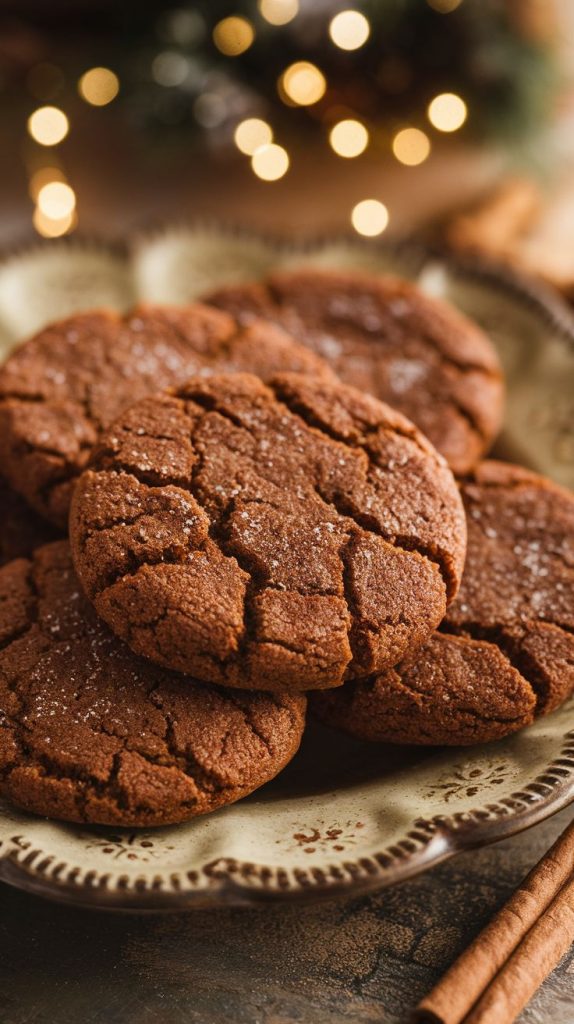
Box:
[0,475,61,567]
[69,371,466,692]
[0,303,334,527]
[0,541,306,827]
[203,268,504,476]
[312,461,574,745]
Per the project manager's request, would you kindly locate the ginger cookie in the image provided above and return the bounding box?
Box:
[69,371,466,692]
[204,268,504,475]
[312,461,574,745]
[0,303,334,527]
[0,541,306,827]
[0,475,60,567]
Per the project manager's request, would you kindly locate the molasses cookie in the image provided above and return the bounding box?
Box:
[0,475,60,567]
[312,462,574,745]
[204,268,504,475]
[70,371,466,692]
[0,541,306,827]
[0,304,334,527]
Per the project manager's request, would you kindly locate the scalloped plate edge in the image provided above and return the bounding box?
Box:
[1,732,574,911]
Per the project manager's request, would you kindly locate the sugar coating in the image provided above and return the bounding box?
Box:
[203,267,504,476]
[0,541,306,827]
[0,303,335,527]
[69,371,467,693]
[312,461,574,745]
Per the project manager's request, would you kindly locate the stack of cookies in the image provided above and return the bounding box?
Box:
[0,269,572,829]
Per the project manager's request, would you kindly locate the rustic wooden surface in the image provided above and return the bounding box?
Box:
[1,807,574,1024]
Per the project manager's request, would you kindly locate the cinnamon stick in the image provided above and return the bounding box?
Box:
[463,872,574,1023]
[414,817,574,1024]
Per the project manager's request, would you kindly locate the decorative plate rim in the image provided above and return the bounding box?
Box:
[2,731,574,911]
[2,220,574,345]
[0,226,573,911]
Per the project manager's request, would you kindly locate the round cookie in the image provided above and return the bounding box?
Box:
[204,268,504,476]
[0,475,61,567]
[0,303,334,527]
[312,461,574,745]
[0,541,306,827]
[70,371,467,692]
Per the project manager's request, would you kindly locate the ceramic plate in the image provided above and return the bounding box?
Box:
[0,226,573,911]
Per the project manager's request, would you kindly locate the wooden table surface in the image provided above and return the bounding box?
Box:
[1,807,574,1024]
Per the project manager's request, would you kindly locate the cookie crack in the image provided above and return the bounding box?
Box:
[535,619,574,638]
[181,388,247,431]
[312,481,453,599]
[268,377,433,460]
[215,691,274,758]
[386,666,535,725]
[0,560,42,653]
[439,619,574,713]
[147,689,232,795]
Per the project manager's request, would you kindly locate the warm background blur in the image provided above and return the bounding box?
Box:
[1,0,574,291]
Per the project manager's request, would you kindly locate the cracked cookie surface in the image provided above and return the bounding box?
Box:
[0,303,334,527]
[311,461,574,745]
[0,476,61,567]
[0,541,306,827]
[70,371,466,692]
[204,267,505,476]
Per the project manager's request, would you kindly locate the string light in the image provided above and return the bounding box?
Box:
[392,127,431,165]
[27,106,69,146]
[329,10,370,51]
[351,199,388,236]
[279,62,326,106]
[37,181,76,219]
[152,51,190,86]
[251,143,289,180]
[427,92,467,131]
[28,166,67,201]
[329,119,368,158]
[213,17,255,56]
[78,67,119,106]
[234,118,273,154]
[258,0,299,25]
[426,0,463,11]
[33,207,76,238]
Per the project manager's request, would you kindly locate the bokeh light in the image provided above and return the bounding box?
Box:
[427,92,467,131]
[427,0,463,11]
[163,9,205,46]
[33,207,76,238]
[329,10,370,51]
[251,143,289,180]
[234,118,273,154]
[213,17,255,56]
[258,0,299,26]
[27,106,69,146]
[78,67,119,106]
[37,181,76,219]
[280,62,326,106]
[392,127,431,165]
[28,167,67,200]
[152,51,190,86]
[329,119,368,158]
[351,199,389,236]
